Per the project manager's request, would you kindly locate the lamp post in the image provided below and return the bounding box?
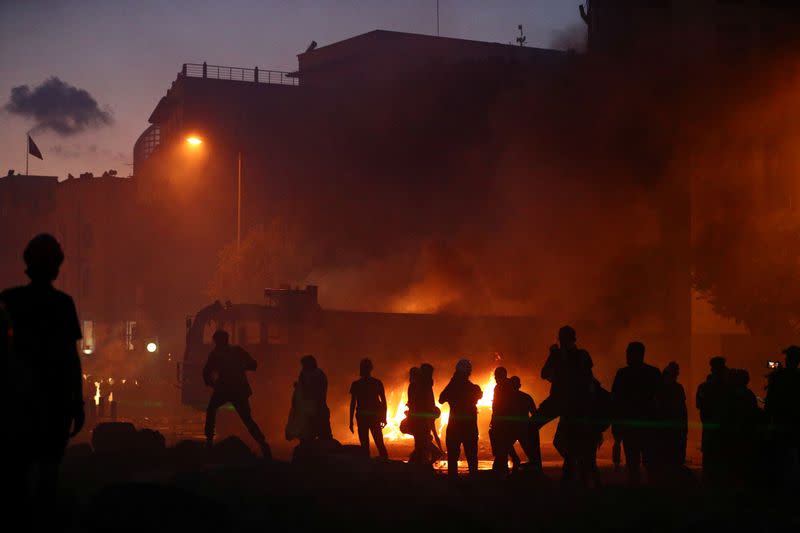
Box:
[186,136,242,252]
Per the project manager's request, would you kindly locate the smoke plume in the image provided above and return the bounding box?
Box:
[5,77,113,135]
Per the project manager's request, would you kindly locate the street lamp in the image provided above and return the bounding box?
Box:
[186,135,242,251]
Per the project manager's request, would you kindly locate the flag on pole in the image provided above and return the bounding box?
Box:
[28,135,43,160]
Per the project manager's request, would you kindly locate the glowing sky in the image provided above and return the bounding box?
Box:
[0,1,579,178]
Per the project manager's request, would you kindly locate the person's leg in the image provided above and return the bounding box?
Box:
[446,425,461,476]
[410,431,421,463]
[524,423,543,470]
[204,394,225,446]
[623,434,642,484]
[465,426,479,475]
[491,427,506,472]
[508,439,521,470]
[320,407,333,440]
[370,422,389,459]
[357,419,371,456]
[232,397,271,458]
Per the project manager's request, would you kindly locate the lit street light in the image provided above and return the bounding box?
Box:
[186,135,242,251]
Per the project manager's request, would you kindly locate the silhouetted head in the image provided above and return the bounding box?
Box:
[24,233,64,282]
[494,366,508,383]
[359,358,373,377]
[738,369,750,387]
[709,356,727,377]
[456,359,472,377]
[420,363,434,381]
[783,346,800,369]
[301,354,317,371]
[212,329,229,347]
[664,362,679,384]
[510,376,521,390]
[558,326,577,350]
[410,366,420,383]
[626,341,646,367]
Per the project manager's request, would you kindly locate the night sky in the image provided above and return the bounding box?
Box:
[0,0,579,178]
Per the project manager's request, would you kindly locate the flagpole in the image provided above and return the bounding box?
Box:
[26,133,29,176]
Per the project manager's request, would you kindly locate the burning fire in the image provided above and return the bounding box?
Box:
[382,372,496,441]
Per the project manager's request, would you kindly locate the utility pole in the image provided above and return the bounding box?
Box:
[237,151,242,252]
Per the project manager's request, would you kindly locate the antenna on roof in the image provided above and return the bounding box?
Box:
[516,24,527,47]
[436,0,440,36]
[305,41,317,53]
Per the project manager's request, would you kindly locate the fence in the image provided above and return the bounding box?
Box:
[182,62,299,86]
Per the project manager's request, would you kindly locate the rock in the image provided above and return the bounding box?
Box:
[91,422,138,454]
[85,482,229,532]
[210,436,256,464]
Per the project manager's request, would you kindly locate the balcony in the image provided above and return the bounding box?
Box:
[181,62,299,86]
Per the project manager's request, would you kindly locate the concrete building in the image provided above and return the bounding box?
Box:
[0,173,58,287]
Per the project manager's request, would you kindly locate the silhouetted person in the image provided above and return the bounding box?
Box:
[728,368,760,484]
[349,358,388,459]
[420,363,444,462]
[490,366,520,473]
[406,364,441,465]
[539,326,595,483]
[766,346,800,482]
[295,354,332,442]
[652,362,688,479]
[509,376,542,471]
[0,234,85,512]
[696,356,732,484]
[439,359,483,476]
[406,366,424,463]
[203,329,270,458]
[611,341,661,485]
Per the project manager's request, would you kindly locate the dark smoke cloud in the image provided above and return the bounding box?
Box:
[550,23,587,52]
[5,77,113,135]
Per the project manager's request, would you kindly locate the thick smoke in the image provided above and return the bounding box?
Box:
[5,77,113,135]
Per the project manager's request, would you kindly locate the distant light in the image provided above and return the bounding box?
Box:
[146,342,158,353]
[186,136,203,146]
[82,348,94,355]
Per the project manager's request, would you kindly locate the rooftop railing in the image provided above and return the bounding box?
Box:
[181,62,299,86]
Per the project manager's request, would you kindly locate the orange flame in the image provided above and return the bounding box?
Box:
[382,372,496,441]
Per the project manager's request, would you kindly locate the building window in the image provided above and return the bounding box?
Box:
[125,321,137,351]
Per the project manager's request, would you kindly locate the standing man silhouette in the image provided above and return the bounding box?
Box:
[1,234,85,510]
[509,376,542,471]
[349,358,388,459]
[539,325,595,482]
[295,354,332,442]
[765,346,800,484]
[489,366,520,473]
[439,359,483,476]
[203,329,271,458]
[652,362,688,480]
[696,356,732,484]
[611,341,662,485]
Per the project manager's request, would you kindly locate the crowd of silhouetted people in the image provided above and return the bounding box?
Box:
[3,235,800,521]
[275,326,800,488]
